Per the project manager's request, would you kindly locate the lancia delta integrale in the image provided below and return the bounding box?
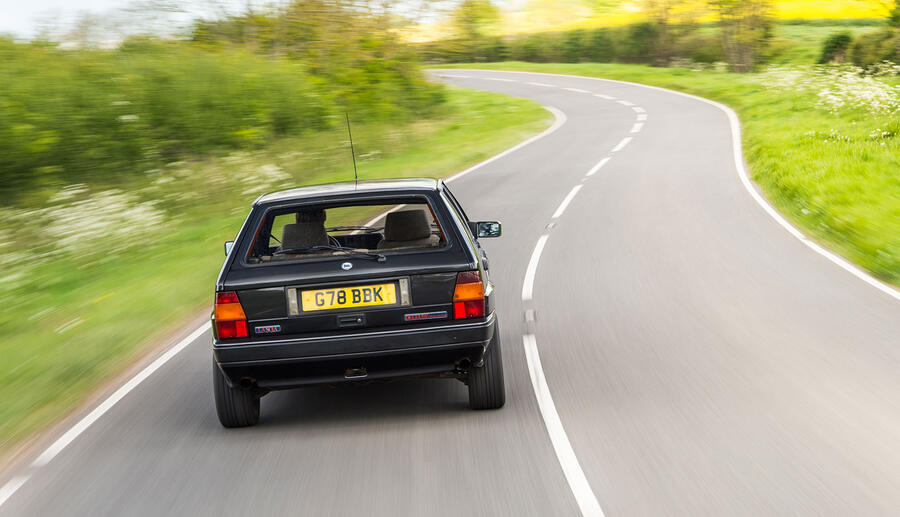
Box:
[212,179,504,427]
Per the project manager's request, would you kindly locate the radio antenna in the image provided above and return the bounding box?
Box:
[345,113,358,187]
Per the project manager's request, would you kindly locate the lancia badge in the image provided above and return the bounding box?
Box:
[341,262,353,271]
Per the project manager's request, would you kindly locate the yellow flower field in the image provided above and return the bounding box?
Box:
[405,0,889,42]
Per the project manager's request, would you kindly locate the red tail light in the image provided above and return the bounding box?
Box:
[453,271,485,319]
[215,291,248,339]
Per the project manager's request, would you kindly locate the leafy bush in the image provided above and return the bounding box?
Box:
[676,32,725,63]
[562,30,586,63]
[818,32,853,63]
[584,29,617,62]
[622,23,660,63]
[850,28,899,66]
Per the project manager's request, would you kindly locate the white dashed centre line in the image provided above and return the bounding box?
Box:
[563,87,591,93]
[484,77,516,82]
[631,122,644,133]
[527,82,556,87]
[586,157,611,177]
[632,106,645,113]
[611,136,632,153]
[637,113,648,121]
[551,185,583,219]
[521,234,549,302]
[616,100,635,106]
[521,234,606,517]
[593,94,615,100]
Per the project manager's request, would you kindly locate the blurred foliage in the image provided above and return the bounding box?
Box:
[713,0,774,72]
[891,0,900,27]
[451,0,501,41]
[0,0,443,202]
[819,32,853,63]
[419,0,900,71]
[850,27,900,65]
[422,18,897,71]
[421,22,725,67]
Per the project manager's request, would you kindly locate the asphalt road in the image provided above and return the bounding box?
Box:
[2,70,899,516]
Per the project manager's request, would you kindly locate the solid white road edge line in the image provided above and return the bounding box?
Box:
[521,235,605,517]
[586,157,611,177]
[552,185,583,219]
[0,103,572,510]
[611,137,632,153]
[0,476,30,508]
[0,323,211,508]
[32,323,212,469]
[450,69,900,301]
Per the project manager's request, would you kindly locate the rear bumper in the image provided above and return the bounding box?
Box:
[214,313,496,389]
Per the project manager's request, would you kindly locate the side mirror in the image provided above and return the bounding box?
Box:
[473,221,501,238]
[224,241,234,256]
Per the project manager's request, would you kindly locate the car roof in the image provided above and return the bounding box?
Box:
[254,178,442,205]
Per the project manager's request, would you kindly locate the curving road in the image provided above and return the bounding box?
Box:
[2,70,899,516]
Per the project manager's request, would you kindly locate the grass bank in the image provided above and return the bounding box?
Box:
[434,62,899,287]
[0,87,550,459]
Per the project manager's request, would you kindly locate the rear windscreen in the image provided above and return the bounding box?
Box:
[246,199,447,264]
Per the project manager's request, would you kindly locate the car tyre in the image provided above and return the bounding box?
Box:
[468,327,505,410]
[213,361,260,427]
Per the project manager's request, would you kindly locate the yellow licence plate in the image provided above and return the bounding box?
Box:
[300,283,397,312]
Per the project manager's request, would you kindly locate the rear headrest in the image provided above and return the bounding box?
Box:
[282,222,328,250]
[296,209,326,223]
[383,209,431,242]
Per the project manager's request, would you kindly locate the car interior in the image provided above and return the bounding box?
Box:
[246,201,446,263]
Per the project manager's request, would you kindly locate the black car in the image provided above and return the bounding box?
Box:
[212,178,504,427]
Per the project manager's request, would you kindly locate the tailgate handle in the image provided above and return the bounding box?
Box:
[337,313,365,328]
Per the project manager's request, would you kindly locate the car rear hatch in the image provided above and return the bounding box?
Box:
[213,187,494,343]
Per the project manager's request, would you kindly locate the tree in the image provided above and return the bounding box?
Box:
[451,0,500,42]
[714,0,772,72]
[874,0,900,26]
[641,0,707,66]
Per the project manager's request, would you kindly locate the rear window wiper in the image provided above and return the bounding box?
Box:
[274,245,386,263]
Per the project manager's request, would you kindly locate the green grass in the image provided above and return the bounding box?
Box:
[433,62,900,287]
[0,87,550,458]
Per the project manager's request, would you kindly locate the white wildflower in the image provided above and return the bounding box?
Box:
[241,164,291,194]
[758,64,900,116]
[49,184,89,203]
[44,189,166,255]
